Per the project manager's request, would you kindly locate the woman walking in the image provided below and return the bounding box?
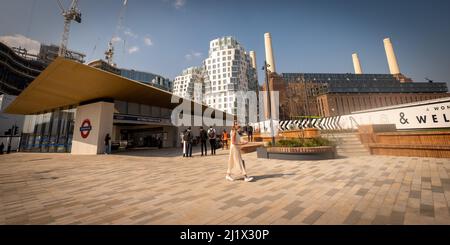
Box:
[226,121,254,182]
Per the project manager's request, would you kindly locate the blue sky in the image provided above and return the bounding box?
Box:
[1,0,450,86]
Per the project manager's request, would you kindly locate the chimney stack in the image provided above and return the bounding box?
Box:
[352,53,363,74]
[264,33,276,73]
[249,51,257,70]
[383,38,401,74]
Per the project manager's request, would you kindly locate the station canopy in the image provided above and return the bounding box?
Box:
[5,58,228,118]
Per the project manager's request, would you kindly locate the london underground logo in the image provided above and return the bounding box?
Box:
[80,119,92,139]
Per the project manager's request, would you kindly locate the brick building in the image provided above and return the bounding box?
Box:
[263,73,449,120]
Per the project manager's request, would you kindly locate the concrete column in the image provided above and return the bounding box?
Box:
[352,53,363,74]
[71,101,114,155]
[264,33,276,73]
[383,38,401,74]
[249,51,257,70]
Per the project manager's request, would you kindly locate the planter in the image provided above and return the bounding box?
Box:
[304,128,320,138]
[280,128,320,139]
[257,146,336,160]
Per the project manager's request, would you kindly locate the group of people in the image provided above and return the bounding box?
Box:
[181,122,254,182]
[182,126,223,157]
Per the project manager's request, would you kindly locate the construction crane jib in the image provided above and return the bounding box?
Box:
[57,0,82,57]
[106,0,129,66]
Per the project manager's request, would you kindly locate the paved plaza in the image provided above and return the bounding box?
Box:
[1,148,450,225]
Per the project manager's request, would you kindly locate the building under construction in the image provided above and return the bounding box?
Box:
[0,41,85,96]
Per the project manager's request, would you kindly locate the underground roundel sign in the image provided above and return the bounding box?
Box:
[79,119,92,139]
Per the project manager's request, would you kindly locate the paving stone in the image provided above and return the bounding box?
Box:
[302,210,324,224]
[420,204,435,218]
[343,210,363,224]
[0,150,449,224]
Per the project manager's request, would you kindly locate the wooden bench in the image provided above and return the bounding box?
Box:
[368,144,450,158]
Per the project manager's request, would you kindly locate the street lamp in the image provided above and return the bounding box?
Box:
[263,61,276,146]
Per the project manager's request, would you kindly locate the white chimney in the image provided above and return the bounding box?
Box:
[383,38,401,74]
[249,51,257,70]
[264,33,276,73]
[352,53,363,74]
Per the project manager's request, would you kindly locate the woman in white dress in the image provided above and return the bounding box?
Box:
[226,121,254,182]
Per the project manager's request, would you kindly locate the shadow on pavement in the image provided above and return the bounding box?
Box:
[252,173,296,181]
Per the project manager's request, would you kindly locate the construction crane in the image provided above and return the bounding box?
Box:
[105,0,129,66]
[56,0,82,57]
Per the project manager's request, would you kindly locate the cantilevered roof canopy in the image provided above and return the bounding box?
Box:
[5,58,229,118]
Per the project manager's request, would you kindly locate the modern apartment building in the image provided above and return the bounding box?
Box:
[203,37,258,116]
[173,66,204,103]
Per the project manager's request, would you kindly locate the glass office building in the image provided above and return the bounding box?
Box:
[120,69,172,92]
[0,42,47,95]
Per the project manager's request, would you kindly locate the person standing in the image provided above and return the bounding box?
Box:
[184,127,193,157]
[207,126,217,155]
[226,121,253,182]
[248,124,254,142]
[104,134,111,154]
[181,129,187,157]
[0,142,4,155]
[199,127,208,156]
[222,129,229,150]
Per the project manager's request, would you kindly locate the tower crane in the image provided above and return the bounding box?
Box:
[105,0,129,66]
[56,0,82,57]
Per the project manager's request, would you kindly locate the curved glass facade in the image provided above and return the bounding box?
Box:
[0,42,47,95]
[20,107,76,153]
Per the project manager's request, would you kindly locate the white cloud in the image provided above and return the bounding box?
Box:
[185,50,202,60]
[124,29,138,39]
[174,0,186,9]
[0,34,40,55]
[144,37,153,46]
[111,36,122,43]
[128,46,139,54]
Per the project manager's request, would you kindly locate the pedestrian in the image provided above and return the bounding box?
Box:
[199,126,208,156]
[104,133,111,154]
[182,129,187,157]
[226,121,254,182]
[0,142,4,155]
[221,129,229,150]
[183,127,193,157]
[247,124,254,142]
[207,126,217,155]
[157,136,163,149]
